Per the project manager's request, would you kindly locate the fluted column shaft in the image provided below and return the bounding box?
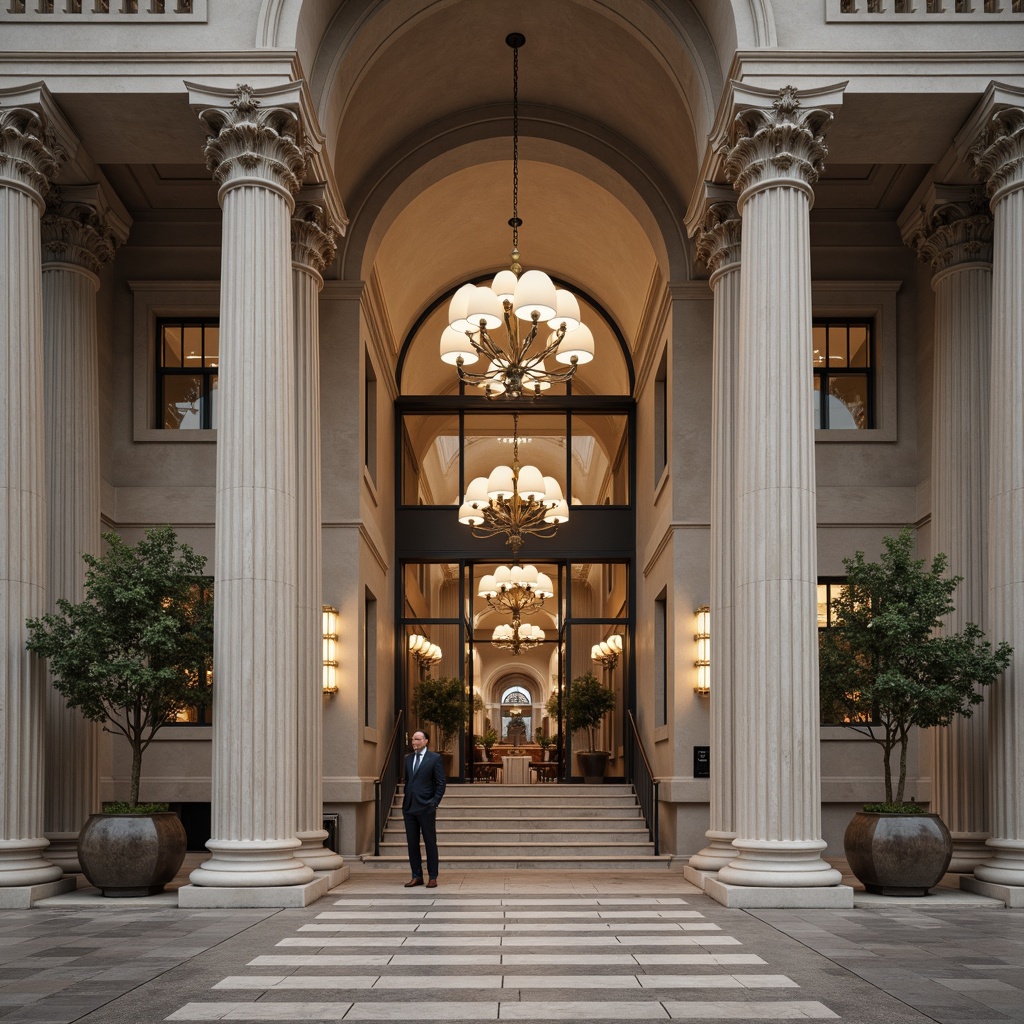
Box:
[689,189,741,871]
[969,99,1024,887]
[904,186,994,872]
[292,195,344,873]
[188,82,313,888]
[41,188,121,873]
[0,94,64,887]
[717,84,844,888]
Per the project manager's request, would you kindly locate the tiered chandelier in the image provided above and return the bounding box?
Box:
[458,413,568,558]
[438,33,595,400]
[479,564,553,656]
[408,634,442,669]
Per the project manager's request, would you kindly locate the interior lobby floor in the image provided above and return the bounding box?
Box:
[0,861,1021,1024]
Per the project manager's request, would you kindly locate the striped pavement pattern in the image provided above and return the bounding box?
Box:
[166,893,839,1021]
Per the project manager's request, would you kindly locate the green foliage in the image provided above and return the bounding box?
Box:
[535,731,555,749]
[481,726,498,752]
[862,802,927,814]
[26,527,214,808]
[412,676,474,752]
[103,802,170,814]
[563,672,617,752]
[818,528,1012,805]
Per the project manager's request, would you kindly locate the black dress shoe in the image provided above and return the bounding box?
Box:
[426,879,438,888]
[404,877,424,887]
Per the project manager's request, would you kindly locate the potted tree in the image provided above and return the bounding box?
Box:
[550,672,616,783]
[819,529,1011,896]
[412,676,476,778]
[26,527,214,897]
[536,731,556,761]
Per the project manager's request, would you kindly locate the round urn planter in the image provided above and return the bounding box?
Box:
[78,811,187,897]
[578,750,610,784]
[844,811,953,896]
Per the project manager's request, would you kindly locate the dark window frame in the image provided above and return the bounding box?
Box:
[156,317,219,430]
[818,575,878,727]
[164,577,214,726]
[813,317,875,430]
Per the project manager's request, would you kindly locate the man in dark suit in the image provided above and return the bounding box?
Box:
[402,730,446,887]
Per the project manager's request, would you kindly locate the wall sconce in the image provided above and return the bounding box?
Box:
[409,633,443,670]
[591,633,623,669]
[322,605,339,696]
[694,605,710,695]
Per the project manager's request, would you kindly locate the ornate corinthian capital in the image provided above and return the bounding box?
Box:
[292,185,340,275]
[189,82,306,201]
[901,184,993,271]
[0,104,63,203]
[719,83,845,200]
[969,105,1024,200]
[42,185,126,274]
[694,186,741,275]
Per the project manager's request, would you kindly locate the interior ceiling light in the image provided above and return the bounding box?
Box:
[480,564,552,657]
[491,620,545,656]
[459,413,568,558]
[439,33,594,400]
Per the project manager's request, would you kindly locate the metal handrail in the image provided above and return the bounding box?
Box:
[626,710,659,855]
[374,710,405,856]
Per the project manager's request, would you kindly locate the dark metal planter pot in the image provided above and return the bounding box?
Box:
[844,811,953,896]
[78,811,187,897]
[578,750,610,784]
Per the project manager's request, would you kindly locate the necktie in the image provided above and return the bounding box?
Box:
[413,752,422,775]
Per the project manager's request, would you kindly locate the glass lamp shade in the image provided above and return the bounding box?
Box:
[428,644,442,661]
[516,465,546,500]
[493,565,513,586]
[520,624,545,640]
[512,269,558,322]
[477,362,507,395]
[486,464,515,499]
[440,326,478,365]
[408,634,426,653]
[448,282,478,332]
[478,574,498,598]
[608,634,623,653]
[513,564,539,587]
[458,502,486,526]
[542,476,564,502]
[554,322,595,364]
[535,573,554,598]
[544,499,570,524]
[522,358,553,391]
[491,270,519,302]
[547,288,582,331]
[492,624,515,641]
[591,643,602,660]
[464,477,489,503]
[466,286,505,330]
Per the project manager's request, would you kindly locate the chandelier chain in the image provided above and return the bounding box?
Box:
[508,32,522,272]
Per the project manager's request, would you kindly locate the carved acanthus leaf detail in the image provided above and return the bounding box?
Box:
[41,188,122,273]
[0,105,63,202]
[292,201,338,274]
[906,188,992,271]
[969,105,1024,199]
[695,199,741,274]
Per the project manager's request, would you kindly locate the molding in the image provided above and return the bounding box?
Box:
[0,1,207,21]
[632,270,673,397]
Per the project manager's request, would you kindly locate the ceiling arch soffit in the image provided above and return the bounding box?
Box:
[337,105,690,286]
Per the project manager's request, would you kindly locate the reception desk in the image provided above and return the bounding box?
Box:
[501,755,531,785]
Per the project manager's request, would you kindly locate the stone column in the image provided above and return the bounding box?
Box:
[291,188,345,875]
[687,187,741,873]
[716,84,844,890]
[40,186,125,873]
[0,89,66,888]
[964,87,1024,889]
[187,82,313,889]
[902,185,993,873]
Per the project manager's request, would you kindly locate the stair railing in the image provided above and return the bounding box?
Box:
[626,710,659,855]
[374,710,405,856]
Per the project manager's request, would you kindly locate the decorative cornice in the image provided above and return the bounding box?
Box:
[717,83,845,205]
[292,184,339,276]
[187,81,305,204]
[901,183,992,271]
[41,185,126,273]
[0,102,62,204]
[693,184,741,275]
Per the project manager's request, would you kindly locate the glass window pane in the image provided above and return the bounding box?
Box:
[163,375,203,429]
[402,414,462,505]
[204,325,219,368]
[161,324,182,367]
[817,584,828,628]
[571,413,629,506]
[827,324,848,367]
[828,375,868,430]
[209,375,218,430]
[812,325,827,367]
[848,324,869,367]
[183,325,203,367]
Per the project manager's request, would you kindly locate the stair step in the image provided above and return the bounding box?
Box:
[359,855,673,871]
[397,784,636,796]
[380,842,655,856]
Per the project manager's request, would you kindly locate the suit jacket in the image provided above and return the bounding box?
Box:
[402,749,446,813]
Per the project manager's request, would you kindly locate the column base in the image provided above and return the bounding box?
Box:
[960,874,1024,908]
[178,874,330,908]
[973,838,1024,888]
[295,829,347,874]
[189,838,315,888]
[43,832,83,875]
[705,876,854,908]
[687,831,736,872]
[717,839,844,888]
[0,838,65,887]
[947,833,992,873]
[682,865,713,890]
[0,876,77,909]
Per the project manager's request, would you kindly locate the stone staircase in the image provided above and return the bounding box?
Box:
[361,782,671,870]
